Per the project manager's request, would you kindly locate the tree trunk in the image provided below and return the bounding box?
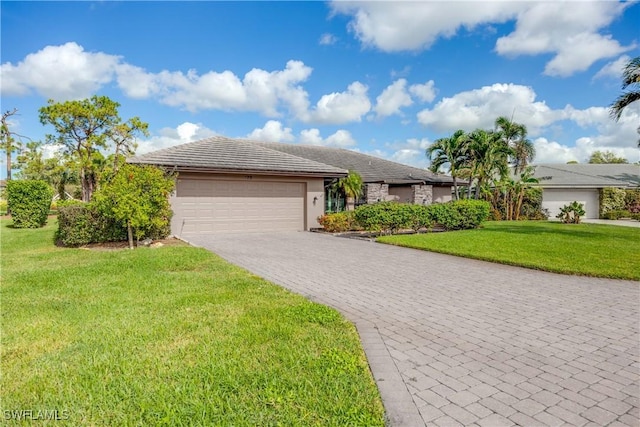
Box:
[6,150,11,181]
[127,220,134,249]
[346,197,355,211]
[452,177,459,201]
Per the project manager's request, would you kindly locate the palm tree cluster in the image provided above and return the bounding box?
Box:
[427,116,539,220]
[609,55,640,147]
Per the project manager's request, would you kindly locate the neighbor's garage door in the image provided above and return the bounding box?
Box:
[542,189,599,219]
[172,178,305,234]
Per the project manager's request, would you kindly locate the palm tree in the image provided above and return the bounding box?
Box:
[427,129,469,200]
[467,129,511,199]
[336,170,363,211]
[1,108,28,181]
[610,56,640,147]
[495,116,535,174]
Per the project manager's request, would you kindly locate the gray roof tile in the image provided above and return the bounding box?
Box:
[533,164,639,187]
[255,142,453,185]
[129,136,348,176]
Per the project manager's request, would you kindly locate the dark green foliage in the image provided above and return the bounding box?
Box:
[353,200,490,234]
[6,180,53,228]
[448,200,491,229]
[354,202,413,234]
[556,201,586,224]
[602,209,633,220]
[56,204,127,247]
[92,164,174,247]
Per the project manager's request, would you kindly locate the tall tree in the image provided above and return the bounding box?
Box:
[588,150,628,164]
[1,108,31,181]
[39,96,148,202]
[495,116,535,174]
[427,129,469,200]
[610,56,640,146]
[467,129,511,199]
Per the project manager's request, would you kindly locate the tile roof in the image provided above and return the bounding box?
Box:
[255,142,453,185]
[129,136,453,185]
[128,136,348,176]
[533,164,640,187]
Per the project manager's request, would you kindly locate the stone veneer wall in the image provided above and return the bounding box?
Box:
[364,183,389,204]
[412,185,433,205]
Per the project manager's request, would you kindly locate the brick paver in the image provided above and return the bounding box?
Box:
[186,232,639,426]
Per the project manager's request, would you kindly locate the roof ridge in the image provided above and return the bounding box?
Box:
[258,141,442,178]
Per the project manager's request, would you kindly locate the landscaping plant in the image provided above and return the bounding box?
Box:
[6,179,53,228]
[556,201,586,224]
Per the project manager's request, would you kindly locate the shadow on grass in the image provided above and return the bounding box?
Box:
[480,222,636,241]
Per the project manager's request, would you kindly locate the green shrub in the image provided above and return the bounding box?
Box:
[354,202,413,234]
[56,204,127,247]
[318,211,358,232]
[6,180,53,228]
[92,165,174,248]
[451,200,491,229]
[602,209,632,220]
[353,200,489,233]
[0,199,7,215]
[600,187,627,217]
[406,204,434,232]
[557,201,586,224]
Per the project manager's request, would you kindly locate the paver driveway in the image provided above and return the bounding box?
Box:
[186,232,639,427]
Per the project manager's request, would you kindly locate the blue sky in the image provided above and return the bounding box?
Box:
[2,1,640,179]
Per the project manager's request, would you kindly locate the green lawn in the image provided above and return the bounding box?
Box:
[378,221,640,280]
[1,220,385,426]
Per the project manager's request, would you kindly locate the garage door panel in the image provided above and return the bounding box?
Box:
[173,179,305,234]
[542,189,599,219]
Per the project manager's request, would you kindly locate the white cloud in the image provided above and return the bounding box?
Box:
[331,1,522,52]
[331,1,632,76]
[305,81,371,124]
[246,120,294,142]
[593,55,631,80]
[128,60,314,115]
[387,137,431,168]
[495,2,632,76]
[417,83,561,134]
[1,42,120,99]
[299,128,356,147]
[319,33,338,45]
[136,122,218,154]
[374,79,413,118]
[533,102,640,164]
[409,80,437,103]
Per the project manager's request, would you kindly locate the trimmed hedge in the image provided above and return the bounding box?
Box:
[56,204,127,247]
[6,180,53,228]
[345,200,490,234]
[56,201,172,247]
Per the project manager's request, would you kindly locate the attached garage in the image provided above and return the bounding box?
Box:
[128,137,348,237]
[172,177,306,234]
[542,188,600,219]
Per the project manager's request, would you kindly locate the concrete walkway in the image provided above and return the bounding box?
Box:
[186,232,639,427]
[581,219,640,228]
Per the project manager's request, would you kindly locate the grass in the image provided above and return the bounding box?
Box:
[1,220,385,426]
[378,221,640,280]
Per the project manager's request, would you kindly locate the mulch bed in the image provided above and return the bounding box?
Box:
[80,238,187,251]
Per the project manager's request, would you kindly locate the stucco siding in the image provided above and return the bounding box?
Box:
[542,188,599,219]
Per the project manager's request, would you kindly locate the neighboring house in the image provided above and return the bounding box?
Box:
[129,136,452,235]
[532,164,640,219]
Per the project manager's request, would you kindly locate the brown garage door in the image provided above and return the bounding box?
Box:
[172,178,305,234]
